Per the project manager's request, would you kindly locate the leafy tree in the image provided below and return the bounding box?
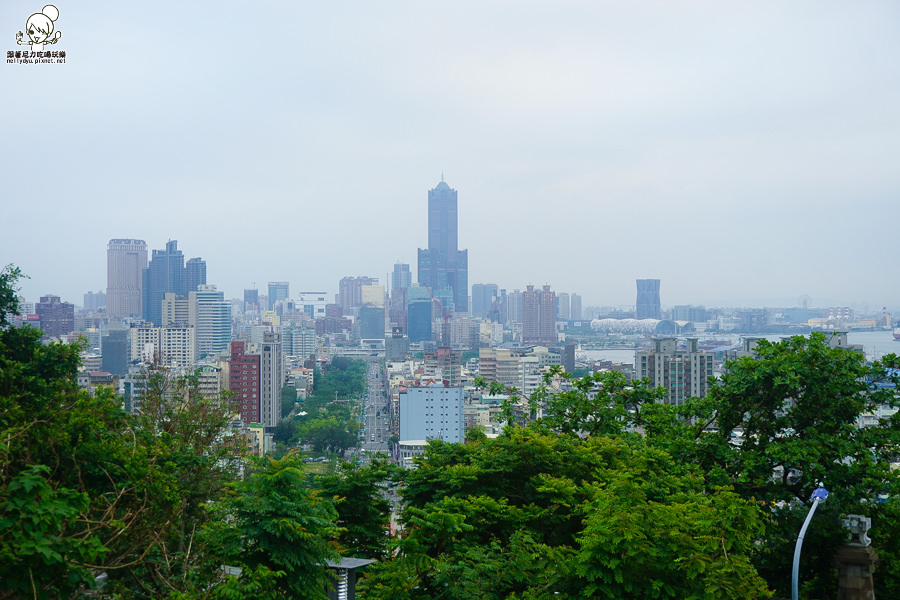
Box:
[299,417,359,456]
[281,386,297,419]
[315,459,397,559]
[310,359,367,403]
[114,365,244,596]
[535,335,900,598]
[688,334,900,598]
[360,427,769,599]
[0,265,23,327]
[273,418,299,445]
[0,465,106,598]
[0,267,245,599]
[0,271,172,597]
[197,453,340,599]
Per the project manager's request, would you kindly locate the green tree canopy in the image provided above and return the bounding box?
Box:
[314,459,398,559]
[360,427,769,599]
[196,453,340,599]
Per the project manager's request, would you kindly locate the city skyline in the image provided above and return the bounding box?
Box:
[3,2,899,310]
[7,232,898,315]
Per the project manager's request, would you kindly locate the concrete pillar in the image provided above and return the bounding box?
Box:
[834,545,878,600]
[835,514,878,600]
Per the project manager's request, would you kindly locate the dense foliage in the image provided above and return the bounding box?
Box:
[0,267,387,599]
[362,334,900,599]
[359,426,769,599]
[276,357,367,456]
[3,262,899,599]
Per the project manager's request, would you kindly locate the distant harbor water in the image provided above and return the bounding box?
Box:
[581,330,897,366]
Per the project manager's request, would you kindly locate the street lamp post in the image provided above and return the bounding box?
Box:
[791,486,829,600]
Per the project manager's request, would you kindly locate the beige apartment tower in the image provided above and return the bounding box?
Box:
[107,239,148,318]
[635,337,713,405]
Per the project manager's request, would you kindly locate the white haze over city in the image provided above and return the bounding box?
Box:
[2,1,898,311]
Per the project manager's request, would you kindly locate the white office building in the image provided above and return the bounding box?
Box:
[399,383,465,443]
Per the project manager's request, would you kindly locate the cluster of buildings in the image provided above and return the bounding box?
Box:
[9,178,895,459]
[8,180,586,451]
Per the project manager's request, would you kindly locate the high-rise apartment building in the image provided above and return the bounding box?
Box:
[192,285,232,357]
[267,282,289,311]
[478,347,520,388]
[36,295,74,339]
[229,340,261,424]
[635,337,712,405]
[570,293,583,321]
[557,292,570,320]
[522,285,556,345]
[107,239,147,318]
[282,321,317,358]
[259,331,283,428]
[338,276,378,312]
[161,292,191,327]
[636,279,661,320]
[417,179,468,313]
[128,325,196,368]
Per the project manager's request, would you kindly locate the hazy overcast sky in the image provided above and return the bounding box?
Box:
[2,1,899,312]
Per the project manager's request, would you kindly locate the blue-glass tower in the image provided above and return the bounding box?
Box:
[417,179,468,313]
[636,279,661,320]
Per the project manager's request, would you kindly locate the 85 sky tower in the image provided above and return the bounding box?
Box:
[417,178,468,313]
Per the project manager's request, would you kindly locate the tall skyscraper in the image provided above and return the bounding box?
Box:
[471,283,498,319]
[636,279,661,320]
[522,285,556,345]
[390,264,411,334]
[570,293,582,321]
[142,241,185,326]
[407,284,433,343]
[417,179,468,313]
[507,289,524,326]
[557,292,570,320]
[392,262,411,291]
[83,290,106,312]
[267,282,289,311]
[243,288,259,312]
[185,257,207,293]
[107,239,147,318]
[192,285,232,357]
